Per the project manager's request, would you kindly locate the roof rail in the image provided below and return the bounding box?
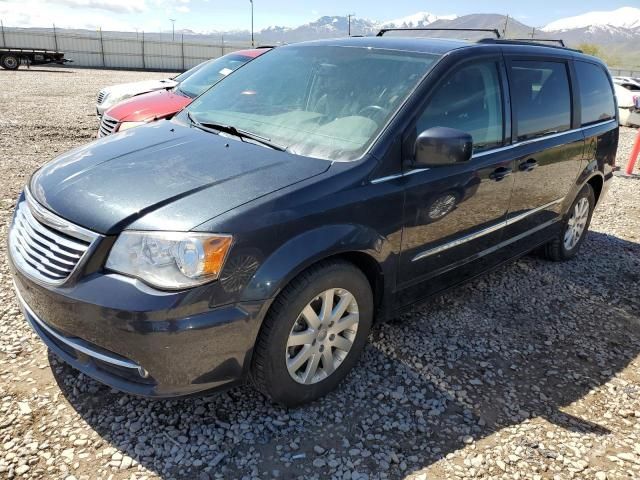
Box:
[509,38,566,47]
[477,38,582,52]
[377,27,501,39]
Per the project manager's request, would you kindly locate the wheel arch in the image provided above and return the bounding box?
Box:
[586,174,604,205]
[568,167,605,214]
[240,224,393,317]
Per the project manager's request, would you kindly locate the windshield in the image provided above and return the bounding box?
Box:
[186,45,440,161]
[176,54,254,98]
[173,60,210,83]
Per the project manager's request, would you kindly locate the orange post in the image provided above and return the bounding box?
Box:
[626,129,640,175]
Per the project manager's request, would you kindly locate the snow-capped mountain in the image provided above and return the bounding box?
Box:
[381,12,457,29]
[542,6,640,32]
[254,12,469,43]
[255,15,380,42]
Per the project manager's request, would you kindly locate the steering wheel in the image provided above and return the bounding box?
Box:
[358,105,388,122]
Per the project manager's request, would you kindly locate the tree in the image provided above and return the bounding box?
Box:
[576,42,620,67]
[577,43,602,57]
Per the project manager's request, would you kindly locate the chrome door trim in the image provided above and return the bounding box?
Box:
[372,119,617,183]
[473,119,615,158]
[411,197,564,262]
[370,168,429,184]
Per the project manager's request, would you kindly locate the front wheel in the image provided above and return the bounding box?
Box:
[250,260,373,406]
[1,54,20,70]
[543,184,595,261]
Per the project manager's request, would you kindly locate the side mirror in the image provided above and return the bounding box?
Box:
[414,127,473,167]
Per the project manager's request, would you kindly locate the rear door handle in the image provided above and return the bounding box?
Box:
[519,158,538,172]
[490,166,512,181]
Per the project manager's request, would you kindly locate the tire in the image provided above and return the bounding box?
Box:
[250,260,373,406]
[543,184,595,261]
[1,54,20,70]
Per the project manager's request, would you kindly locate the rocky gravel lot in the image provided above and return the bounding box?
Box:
[0,66,639,480]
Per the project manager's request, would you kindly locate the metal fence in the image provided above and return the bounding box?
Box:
[2,25,639,76]
[0,26,254,71]
[609,68,640,78]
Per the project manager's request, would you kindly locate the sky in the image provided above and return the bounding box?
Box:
[0,0,636,33]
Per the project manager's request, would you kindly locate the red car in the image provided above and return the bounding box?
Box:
[98,48,270,137]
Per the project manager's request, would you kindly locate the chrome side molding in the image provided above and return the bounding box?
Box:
[412,198,564,262]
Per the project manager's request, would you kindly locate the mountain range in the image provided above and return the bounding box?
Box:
[224,7,640,68]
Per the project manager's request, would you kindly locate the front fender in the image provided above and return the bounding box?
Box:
[240,224,392,303]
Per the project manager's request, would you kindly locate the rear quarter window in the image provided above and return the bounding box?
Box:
[575,61,616,126]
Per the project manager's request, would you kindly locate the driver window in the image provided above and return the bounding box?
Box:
[416,61,504,153]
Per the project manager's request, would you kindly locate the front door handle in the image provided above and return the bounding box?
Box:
[519,158,538,172]
[490,166,512,181]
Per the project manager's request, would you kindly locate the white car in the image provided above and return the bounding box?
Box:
[614,83,640,127]
[95,61,208,116]
[613,76,640,88]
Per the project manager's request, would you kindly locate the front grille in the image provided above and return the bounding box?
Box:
[9,192,98,285]
[98,115,119,137]
[97,90,106,105]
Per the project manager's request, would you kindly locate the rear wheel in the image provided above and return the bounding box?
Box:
[250,260,373,406]
[1,54,20,70]
[543,184,595,261]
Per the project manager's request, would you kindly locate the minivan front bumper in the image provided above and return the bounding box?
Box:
[10,264,269,398]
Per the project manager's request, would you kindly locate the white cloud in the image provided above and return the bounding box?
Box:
[51,0,146,14]
[175,5,190,13]
[0,0,139,29]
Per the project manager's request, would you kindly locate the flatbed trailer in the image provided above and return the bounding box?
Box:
[0,47,71,70]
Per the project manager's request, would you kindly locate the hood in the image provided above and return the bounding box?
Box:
[105,90,192,122]
[103,78,178,98]
[30,120,331,234]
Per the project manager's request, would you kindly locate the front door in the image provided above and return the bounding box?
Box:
[397,56,515,304]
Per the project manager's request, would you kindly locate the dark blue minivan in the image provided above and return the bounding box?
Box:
[9,34,618,406]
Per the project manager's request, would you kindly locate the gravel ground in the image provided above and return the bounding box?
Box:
[0,66,639,480]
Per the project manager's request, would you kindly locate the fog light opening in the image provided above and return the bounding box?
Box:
[137,367,150,379]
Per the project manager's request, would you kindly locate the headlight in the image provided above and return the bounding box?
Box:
[106,231,233,290]
[118,121,146,132]
[104,93,130,108]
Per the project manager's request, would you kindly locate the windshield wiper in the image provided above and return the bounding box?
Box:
[187,112,286,151]
[174,87,194,99]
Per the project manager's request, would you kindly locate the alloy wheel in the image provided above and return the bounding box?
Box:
[564,197,589,251]
[286,288,359,385]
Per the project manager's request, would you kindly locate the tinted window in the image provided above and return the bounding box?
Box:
[510,61,571,141]
[575,62,616,125]
[620,83,640,92]
[416,61,504,152]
